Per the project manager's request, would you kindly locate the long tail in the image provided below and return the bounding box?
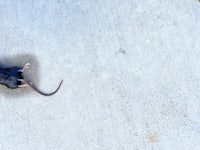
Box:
[25,80,63,96]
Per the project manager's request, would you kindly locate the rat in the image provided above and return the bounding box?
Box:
[0,63,63,96]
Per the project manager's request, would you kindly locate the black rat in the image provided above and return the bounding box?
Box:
[0,63,63,96]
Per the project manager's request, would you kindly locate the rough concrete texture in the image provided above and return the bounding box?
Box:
[0,0,200,150]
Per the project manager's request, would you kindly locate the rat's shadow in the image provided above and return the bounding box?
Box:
[0,54,40,97]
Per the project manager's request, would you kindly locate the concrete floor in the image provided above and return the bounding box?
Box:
[0,0,200,149]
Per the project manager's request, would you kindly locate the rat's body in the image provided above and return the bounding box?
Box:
[0,63,63,96]
[0,67,23,89]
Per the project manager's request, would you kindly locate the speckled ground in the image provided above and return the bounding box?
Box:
[0,0,200,150]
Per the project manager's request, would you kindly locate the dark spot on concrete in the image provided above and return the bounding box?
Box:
[118,48,126,54]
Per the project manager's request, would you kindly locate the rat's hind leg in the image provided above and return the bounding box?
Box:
[18,63,31,72]
[17,79,29,88]
[18,84,29,88]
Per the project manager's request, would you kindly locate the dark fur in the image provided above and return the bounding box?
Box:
[0,67,23,89]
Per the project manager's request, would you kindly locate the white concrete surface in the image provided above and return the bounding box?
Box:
[0,0,200,149]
